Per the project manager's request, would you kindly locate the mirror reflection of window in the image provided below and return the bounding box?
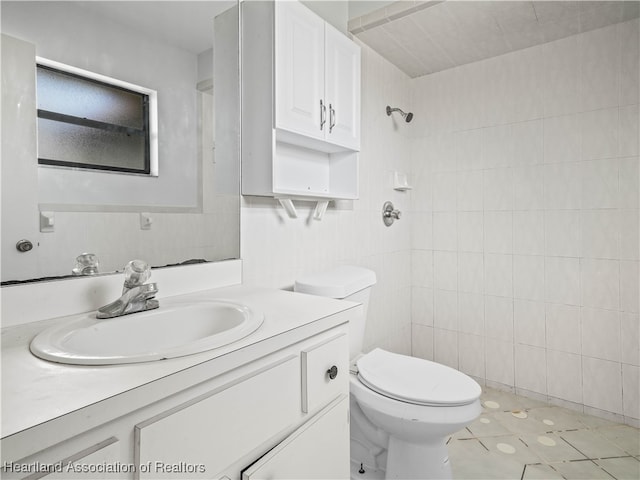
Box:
[36,60,158,175]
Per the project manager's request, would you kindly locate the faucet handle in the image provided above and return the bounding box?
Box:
[123,259,151,289]
[72,253,99,276]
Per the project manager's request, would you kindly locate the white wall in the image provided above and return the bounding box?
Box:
[241,41,413,354]
[409,18,639,426]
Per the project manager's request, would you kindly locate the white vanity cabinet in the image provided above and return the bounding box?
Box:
[242,0,361,201]
[1,326,351,480]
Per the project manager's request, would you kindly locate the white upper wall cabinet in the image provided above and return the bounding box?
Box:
[242,0,361,201]
[275,1,325,140]
[275,1,360,150]
[324,25,361,150]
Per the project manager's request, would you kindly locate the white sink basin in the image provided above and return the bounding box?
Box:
[30,300,263,365]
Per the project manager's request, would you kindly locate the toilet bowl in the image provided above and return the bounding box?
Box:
[295,266,481,480]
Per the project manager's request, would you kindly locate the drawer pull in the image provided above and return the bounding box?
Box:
[327,365,338,380]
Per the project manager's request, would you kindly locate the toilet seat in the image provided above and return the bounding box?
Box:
[356,348,481,407]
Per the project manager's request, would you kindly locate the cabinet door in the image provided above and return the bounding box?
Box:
[274,0,325,139]
[242,397,349,480]
[134,356,299,479]
[324,24,361,150]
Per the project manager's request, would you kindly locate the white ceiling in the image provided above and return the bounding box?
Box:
[75,1,235,54]
[349,0,640,78]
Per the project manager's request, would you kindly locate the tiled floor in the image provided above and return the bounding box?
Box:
[449,387,640,479]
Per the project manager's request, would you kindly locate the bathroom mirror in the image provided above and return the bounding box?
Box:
[1,1,240,283]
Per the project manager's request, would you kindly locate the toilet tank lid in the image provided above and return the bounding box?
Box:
[294,266,376,299]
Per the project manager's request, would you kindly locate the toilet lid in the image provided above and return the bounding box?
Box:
[356,348,481,406]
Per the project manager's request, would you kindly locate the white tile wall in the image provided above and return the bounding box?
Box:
[409,19,639,425]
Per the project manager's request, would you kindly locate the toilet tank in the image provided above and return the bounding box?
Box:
[294,266,376,359]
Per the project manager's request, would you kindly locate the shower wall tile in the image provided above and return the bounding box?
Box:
[433,212,457,250]
[454,128,484,171]
[411,324,434,361]
[410,19,639,425]
[512,165,544,210]
[620,313,640,366]
[513,255,545,301]
[458,251,484,294]
[515,344,547,395]
[619,104,639,157]
[619,19,639,106]
[543,162,582,209]
[434,250,458,290]
[581,307,621,362]
[545,303,582,355]
[512,119,543,166]
[458,212,484,253]
[580,107,619,160]
[581,258,620,310]
[458,333,485,379]
[622,364,640,420]
[484,295,514,341]
[433,172,458,211]
[620,261,639,313]
[485,338,515,386]
[619,210,640,260]
[483,168,514,210]
[458,292,484,335]
[513,211,545,256]
[434,289,458,330]
[542,35,581,117]
[582,356,623,415]
[434,328,459,369]
[484,211,513,254]
[618,157,639,208]
[547,350,583,404]
[580,24,620,112]
[484,253,513,297]
[457,170,484,211]
[514,299,546,348]
[543,113,582,163]
[410,211,432,250]
[581,159,619,209]
[544,210,581,257]
[412,287,434,326]
[545,256,581,305]
[581,210,620,259]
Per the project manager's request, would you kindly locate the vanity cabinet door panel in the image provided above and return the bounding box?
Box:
[324,24,361,150]
[242,396,349,480]
[301,334,348,413]
[134,356,299,479]
[274,0,325,139]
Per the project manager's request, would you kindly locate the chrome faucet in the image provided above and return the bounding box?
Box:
[97,260,159,319]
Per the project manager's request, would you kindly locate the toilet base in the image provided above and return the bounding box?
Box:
[385,436,452,480]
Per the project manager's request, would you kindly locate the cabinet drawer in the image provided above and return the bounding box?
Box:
[134,356,299,479]
[301,334,348,413]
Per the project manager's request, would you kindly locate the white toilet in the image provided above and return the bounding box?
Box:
[295,266,482,480]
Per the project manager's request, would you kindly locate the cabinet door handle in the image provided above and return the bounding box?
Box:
[320,99,326,130]
[327,365,338,380]
[329,104,336,133]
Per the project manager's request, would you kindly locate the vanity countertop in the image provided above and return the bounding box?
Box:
[1,285,360,440]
